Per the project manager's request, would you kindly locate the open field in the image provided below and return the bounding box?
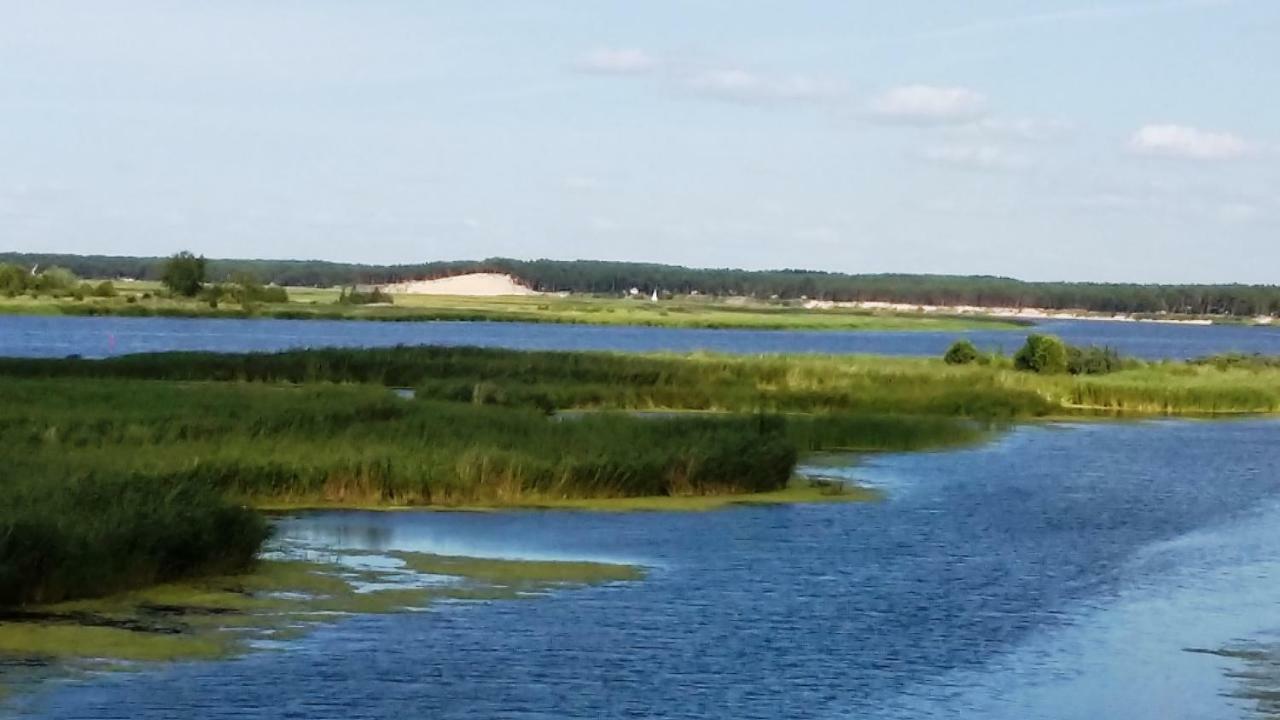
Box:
[0,282,1025,331]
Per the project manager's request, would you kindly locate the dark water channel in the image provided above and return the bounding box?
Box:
[10,420,1280,719]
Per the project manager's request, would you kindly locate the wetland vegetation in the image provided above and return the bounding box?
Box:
[3,342,1279,680]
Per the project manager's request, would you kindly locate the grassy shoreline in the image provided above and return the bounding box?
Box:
[0,286,1025,332]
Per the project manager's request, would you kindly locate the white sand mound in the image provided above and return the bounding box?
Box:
[381,272,540,297]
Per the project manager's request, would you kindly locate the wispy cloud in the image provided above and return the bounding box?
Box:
[919,144,1032,171]
[576,48,658,75]
[1128,124,1251,160]
[574,47,846,106]
[684,68,845,105]
[869,85,986,125]
[959,117,1075,142]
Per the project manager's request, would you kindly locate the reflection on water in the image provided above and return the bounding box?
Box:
[281,517,395,552]
[274,511,648,568]
[10,420,1280,719]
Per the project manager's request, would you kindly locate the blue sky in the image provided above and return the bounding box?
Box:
[2,1,1277,282]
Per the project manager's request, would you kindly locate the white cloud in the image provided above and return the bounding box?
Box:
[870,85,986,124]
[684,68,844,105]
[577,48,658,75]
[919,144,1032,171]
[1128,124,1250,160]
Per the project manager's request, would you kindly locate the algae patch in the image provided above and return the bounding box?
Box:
[0,549,644,695]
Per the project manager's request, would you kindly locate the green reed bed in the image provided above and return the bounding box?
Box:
[1056,365,1280,414]
[0,346,1056,418]
[0,379,802,508]
[0,473,267,606]
[5,344,1278,416]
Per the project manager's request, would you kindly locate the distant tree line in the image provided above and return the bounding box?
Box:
[3,252,1278,317]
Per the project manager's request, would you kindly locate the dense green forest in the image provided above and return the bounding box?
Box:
[3,252,1278,316]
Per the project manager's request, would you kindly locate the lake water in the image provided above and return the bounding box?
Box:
[3,315,1280,360]
[10,420,1280,719]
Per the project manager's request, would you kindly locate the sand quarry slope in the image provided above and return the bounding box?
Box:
[381,272,541,297]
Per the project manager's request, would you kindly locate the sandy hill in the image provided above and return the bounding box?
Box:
[381,272,540,297]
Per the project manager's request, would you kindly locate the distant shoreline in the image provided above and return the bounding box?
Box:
[801,299,1264,327]
[5,252,1279,322]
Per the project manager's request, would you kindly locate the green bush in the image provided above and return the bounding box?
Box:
[1067,345,1123,375]
[34,266,78,294]
[338,286,392,305]
[0,262,27,296]
[943,339,980,365]
[161,251,207,297]
[1014,334,1069,374]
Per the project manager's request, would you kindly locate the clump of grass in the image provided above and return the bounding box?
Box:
[0,474,268,607]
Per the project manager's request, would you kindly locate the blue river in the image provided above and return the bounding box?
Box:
[8,420,1280,719]
[2,314,1280,359]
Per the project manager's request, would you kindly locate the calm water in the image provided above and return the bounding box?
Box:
[10,420,1280,719]
[3,315,1280,360]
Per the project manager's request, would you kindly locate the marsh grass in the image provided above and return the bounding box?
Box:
[0,473,268,607]
[3,344,1273,612]
[5,345,1275,416]
[0,346,1056,418]
[0,379,804,508]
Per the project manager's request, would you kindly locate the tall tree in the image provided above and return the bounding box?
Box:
[161,251,207,297]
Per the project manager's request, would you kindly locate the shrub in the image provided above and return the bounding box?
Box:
[338,286,393,305]
[161,251,207,297]
[0,263,28,296]
[1067,345,1123,375]
[1014,334,1069,374]
[228,272,288,304]
[94,280,118,298]
[943,339,980,365]
[34,266,78,294]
